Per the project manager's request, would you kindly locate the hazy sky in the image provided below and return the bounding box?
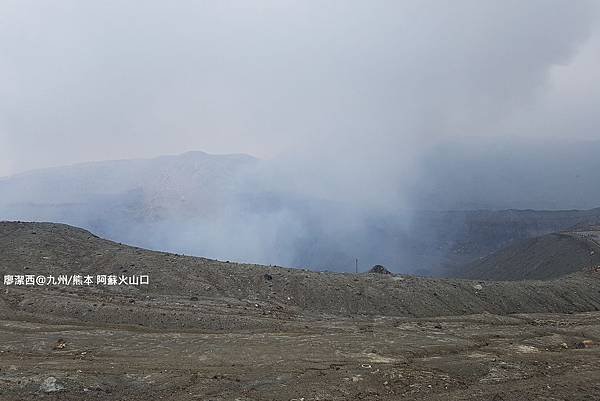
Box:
[1,0,600,177]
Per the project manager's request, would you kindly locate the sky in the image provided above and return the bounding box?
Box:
[1,0,600,178]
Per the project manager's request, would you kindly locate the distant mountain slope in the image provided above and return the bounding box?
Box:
[1,222,600,330]
[454,231,600,281]
[0,150,258,218]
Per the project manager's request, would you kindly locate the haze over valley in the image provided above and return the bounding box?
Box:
[3,139,600,274]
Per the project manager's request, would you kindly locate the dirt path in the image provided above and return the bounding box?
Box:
[1,312,599,400]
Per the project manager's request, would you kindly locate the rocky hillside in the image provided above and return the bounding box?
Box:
[403,207,600,275]
[2,222,600,331]
[453,231,600,281]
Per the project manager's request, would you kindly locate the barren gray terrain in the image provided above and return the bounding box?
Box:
[455,230,600,281]
[1,222,600,400]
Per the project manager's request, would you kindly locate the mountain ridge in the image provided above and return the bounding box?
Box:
[2,221,600,330]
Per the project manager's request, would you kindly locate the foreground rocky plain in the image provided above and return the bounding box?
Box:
[1,222,600,400]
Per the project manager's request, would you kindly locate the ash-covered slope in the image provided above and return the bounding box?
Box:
[408,207,600,275]
[454,231,600,281]
[2,222,600,331]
